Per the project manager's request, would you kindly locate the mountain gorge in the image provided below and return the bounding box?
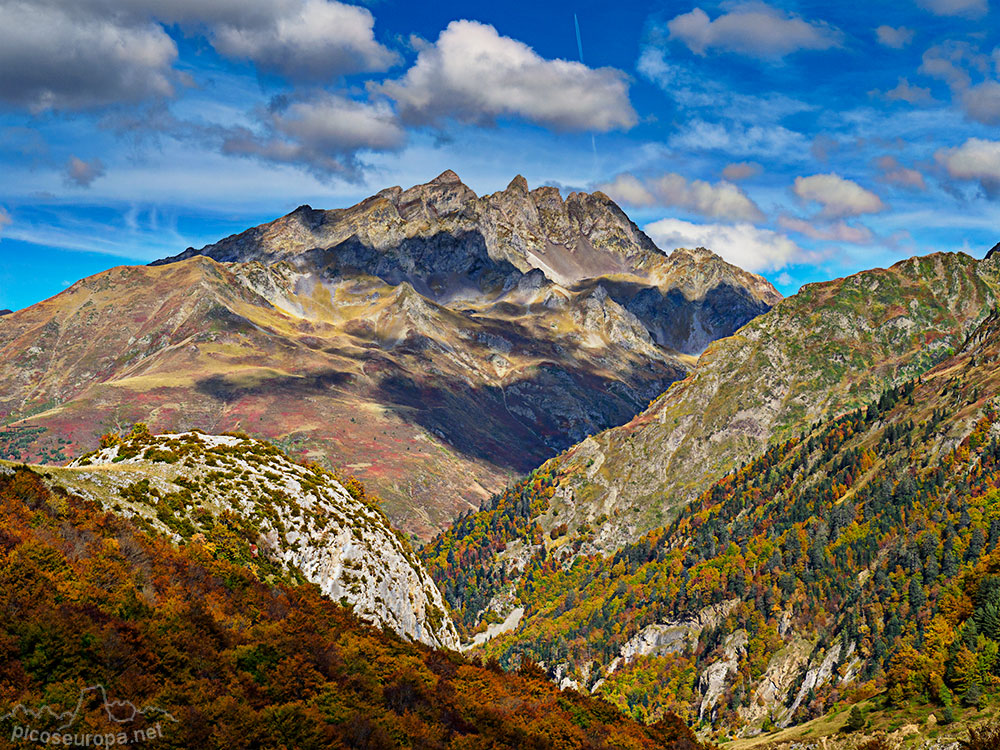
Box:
[422,249,1000,740]
[0,172,777,539]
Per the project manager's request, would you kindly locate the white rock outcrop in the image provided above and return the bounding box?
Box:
[67,431,459,649]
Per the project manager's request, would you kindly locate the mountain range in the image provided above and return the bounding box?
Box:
[0,171,776,539]
[4,171,1000,747]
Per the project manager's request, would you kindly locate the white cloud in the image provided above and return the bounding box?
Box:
[880,78,933,104]
[596,174,655,206]
[0,207,10,234]
[0,1,177,112]
[666,3,840,59]
[874,155,927,190]
[598,172,764,221]
[377,20,636,132]
[919,42,987,92]
[721,162,761,181]
[636,46,685,90]
[65,156,106,187]
[962,81,1000,125]
[793,174,886,218]
[914,42,1000,125]
[669,120,809,159]
[645,218,808,271]
[0,0,400,112]
[917,0,987,17]
[211,0,399,80]
[935,137,1000,187]
[222,93,406,180]
[876,26,914,49]
[778,215,874,244]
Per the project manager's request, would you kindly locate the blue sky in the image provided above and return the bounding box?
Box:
[2,0,1000,311]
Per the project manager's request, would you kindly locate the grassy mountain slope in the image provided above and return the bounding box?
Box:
[0,464,715,750]
[550,251,1000,552]
[426,251,1000,597]
[424,305,1000,744]
[0,254,689,539]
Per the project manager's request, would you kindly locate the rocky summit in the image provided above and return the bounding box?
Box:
[0,172,778,539]
[157,170,779,355]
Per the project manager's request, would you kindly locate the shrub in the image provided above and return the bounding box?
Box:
[846,705,866,732]
[962,683,984,710]
[99,432,121,449]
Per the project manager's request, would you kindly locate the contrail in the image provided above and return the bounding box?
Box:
[574,13,599,169]
[574,13,585,63]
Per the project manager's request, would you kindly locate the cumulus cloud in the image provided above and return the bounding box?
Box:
[377,20,636,132]
[0,0,399,113]
[874,155,927,190]
[793,174,886,218]
[598,172,764,221]
[935,137,1000,191]
[722,162,761,181]
[919,42,987,92]
[917,0,987,17]
[962,81,1000,125]
[222,93,405,180]
[0,1,177,112]
[666,3,841,59]
[211,0,399,80]
[644,218,808,272]
[879,78,933,105]
[876,26,914,49]
[917,42,1000,124]
[65,156,106,187]
[778,215,874,244]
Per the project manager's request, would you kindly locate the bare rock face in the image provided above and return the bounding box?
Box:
[59,431,459,649]
[156,170,780,355]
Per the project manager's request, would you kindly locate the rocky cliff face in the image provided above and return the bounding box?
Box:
[53,430,458,648]
[0,173,779,538]
[157,170,779,355]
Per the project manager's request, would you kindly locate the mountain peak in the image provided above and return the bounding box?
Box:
[505,174,529,194]
[430,169,462,185]
[986,241,1000,260]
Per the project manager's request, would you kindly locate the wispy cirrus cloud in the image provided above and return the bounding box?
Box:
[917,0,988,18]
[778,215,874,244]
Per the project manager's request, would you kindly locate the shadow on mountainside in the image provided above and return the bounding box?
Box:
[574,278,773,354]
[372,363,680,474]
[195,369,353,404]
